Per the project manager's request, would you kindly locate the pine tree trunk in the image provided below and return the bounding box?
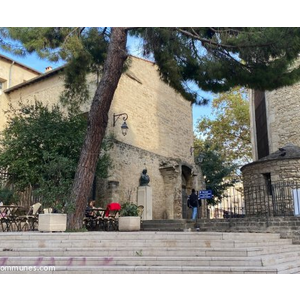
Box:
[67,28,128,230]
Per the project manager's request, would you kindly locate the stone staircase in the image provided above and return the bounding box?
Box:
[1,231,300,273]
[142,217,300,244]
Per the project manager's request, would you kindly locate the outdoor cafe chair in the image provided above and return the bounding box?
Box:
[17,202,42,231]
[103,203,121,231]
[83,207,106,231]
[0,205,21,232]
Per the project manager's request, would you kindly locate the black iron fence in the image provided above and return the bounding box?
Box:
[210,181,300,219]
[210,186,245,219]
[244,181,300,217]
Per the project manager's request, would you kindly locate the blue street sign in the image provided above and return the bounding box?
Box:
[198,190,213,199]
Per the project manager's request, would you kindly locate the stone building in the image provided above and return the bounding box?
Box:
[0,54,205,220]
[242,85,300,216]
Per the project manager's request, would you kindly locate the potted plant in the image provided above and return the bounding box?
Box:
[118,202,141,231]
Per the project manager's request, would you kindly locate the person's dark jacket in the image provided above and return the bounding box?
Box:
[188,192,198,208]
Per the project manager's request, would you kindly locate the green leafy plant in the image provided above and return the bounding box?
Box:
[120,202,139,217]
[0,187,18,205]
[0,101,112,212]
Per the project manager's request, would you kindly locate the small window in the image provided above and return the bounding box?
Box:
[263,173,272,196]
[0,82,2,90]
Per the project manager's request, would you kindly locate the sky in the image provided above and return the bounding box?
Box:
[0,33,214,130]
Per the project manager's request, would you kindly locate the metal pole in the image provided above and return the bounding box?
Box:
[196,191,200,231]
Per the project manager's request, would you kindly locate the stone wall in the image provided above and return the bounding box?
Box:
[250,82,300,160]
[108,56,194,163]
[266,84,300,154]
[5,56,194,164]
[242,158,300,185]
[0,56,40,131]
[242,156,300,216]
[197,216,300,244]
[96,141,201,219]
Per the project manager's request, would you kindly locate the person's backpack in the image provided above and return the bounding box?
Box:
[188,194,198,207]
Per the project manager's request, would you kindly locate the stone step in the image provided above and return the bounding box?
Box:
[0,231,282,241]
[6,253,299,267]
[261,250,300,265]
[0,255,264,267]
[1,231,299,274]
[0,265,279,274]
[247,244,300,256]
[0,247,254,257]
[2,251,300,272]
[0,238,292,249]
[2,244,299,258]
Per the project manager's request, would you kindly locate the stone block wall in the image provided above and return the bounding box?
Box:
[197,216,300,244]
[242,158,300,185]
[266,84,300,153]
[97,141,199,220]
[5,57,194,165]
[242,157,300,216]
[0,56,41,131]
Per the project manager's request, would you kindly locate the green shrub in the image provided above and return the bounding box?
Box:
[120,202,139,217]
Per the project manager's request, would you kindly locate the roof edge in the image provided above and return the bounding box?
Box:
[0,53,42,75]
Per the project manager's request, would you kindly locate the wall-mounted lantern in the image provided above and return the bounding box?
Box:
[113,113,129,136]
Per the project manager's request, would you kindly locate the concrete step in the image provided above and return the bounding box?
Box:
[0,231,282,241]
[2,252,299,273]
[2,245,300,259]
[0,255,264,267]
[0,238,292,249]
[0,265,279,274]
[0,247,255,257]
[2,250,298,268]
[1,231,299,274]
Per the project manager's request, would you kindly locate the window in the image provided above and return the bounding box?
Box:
[263,173,272,196]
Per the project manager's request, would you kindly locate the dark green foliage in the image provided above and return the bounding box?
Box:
[0,102,111,211]
[4,27,300,108]
[120,202,139,217]
[0,187,18,205]
[194,142,237,205]
[131,27,300,103]
[60,28,109,113]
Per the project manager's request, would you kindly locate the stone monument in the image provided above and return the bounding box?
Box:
[138,169,152,220]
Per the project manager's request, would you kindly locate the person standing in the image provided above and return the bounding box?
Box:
[187,189,198,220]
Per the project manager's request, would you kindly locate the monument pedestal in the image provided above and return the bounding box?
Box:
[138,186,152,220]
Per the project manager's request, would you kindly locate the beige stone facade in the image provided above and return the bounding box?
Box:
[245,81,300,216]
[249,83,300,161]
[0,54,204,219]
[0,54,41,130]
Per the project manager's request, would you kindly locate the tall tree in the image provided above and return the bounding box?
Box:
[193,141,237,205]
[196,86,251,166]
[2,27,300,229]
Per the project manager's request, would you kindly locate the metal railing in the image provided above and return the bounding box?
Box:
[209,185,245,219]
[244,181,300,217]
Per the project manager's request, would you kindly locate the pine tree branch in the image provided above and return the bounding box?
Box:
[176,28,275,49]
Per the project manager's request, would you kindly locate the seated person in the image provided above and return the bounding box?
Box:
[85,200,97,218]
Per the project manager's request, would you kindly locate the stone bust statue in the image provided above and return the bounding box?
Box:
[139,169,150,186]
